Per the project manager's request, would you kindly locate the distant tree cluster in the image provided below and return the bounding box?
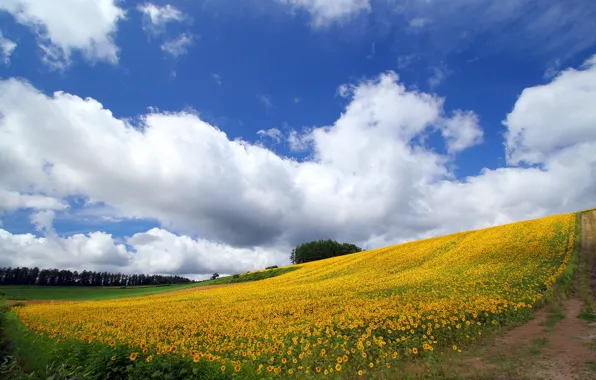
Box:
[0,267,193,286]
[291,239,363,264]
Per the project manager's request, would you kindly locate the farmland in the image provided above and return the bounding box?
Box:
[5,212,580,379]
[0,283,199,302]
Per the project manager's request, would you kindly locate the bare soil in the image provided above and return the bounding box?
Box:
[437,210,596,380]
[496,210,596,379]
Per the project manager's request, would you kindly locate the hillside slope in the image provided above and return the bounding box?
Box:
[14,213,576,378]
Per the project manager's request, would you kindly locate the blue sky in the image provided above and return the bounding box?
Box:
[0,0,595,277]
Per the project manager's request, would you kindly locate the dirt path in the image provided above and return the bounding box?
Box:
[497,211,596,379]
[438,210,596,380]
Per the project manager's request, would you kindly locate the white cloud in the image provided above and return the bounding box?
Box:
[277,0,371,26]
[0,0,125,67]
[0,31,17,64]
[287,129,313,152]
[30,209,56,234]
[0,190,67,213]
[160,33,193,57]
[0,228,131,271]
[0,226,281,275]
[336,84,350,98]
[440,110,483,154]
[504,56,596,165]
[257,128,283,142]
[0,57,595,274]
[137,3,187,35]
[428,63,452,89]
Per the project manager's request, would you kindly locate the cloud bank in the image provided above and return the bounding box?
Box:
[0,57,595,275]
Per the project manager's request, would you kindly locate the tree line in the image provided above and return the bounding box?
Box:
[290,239,363,264]
[0,267,193,286]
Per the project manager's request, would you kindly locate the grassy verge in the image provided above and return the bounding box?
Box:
[578,210,596,320]
[194,266,300,287]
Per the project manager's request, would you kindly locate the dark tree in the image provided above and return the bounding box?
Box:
[211,273,220,280]
[0,266,193,286]
[292,239,363,264]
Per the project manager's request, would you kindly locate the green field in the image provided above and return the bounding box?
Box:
[0,283,198,301]
[0,267,297,302]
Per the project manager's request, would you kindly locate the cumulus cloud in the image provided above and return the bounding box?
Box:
[160,33,193,58]
[0,57,595,275]
[30,209,56,234]
[0,225,281,276]
[277,0,370,26]
[440,111,483,154]
[504,56,596,165]
[0,228,131,271]
[0,31,17,64]
[137,3,187,35]
[0,0,125,67]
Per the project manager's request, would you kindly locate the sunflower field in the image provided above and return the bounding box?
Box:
[12,213,576,378]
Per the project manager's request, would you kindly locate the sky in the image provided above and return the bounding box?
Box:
[0,0,595,279]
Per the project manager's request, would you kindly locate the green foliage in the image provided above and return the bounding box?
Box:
[292,239,363,264]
